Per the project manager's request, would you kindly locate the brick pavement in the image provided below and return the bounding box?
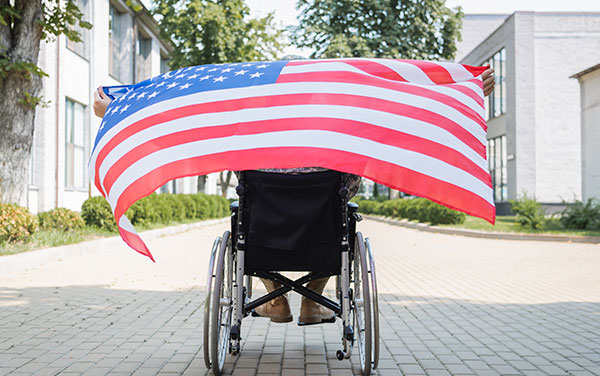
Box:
[0,219,599,375]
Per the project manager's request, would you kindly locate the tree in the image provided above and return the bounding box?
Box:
[0,0,92,205]
[152,0,285,193]
[152,0,285,69]
[291,0,463,60]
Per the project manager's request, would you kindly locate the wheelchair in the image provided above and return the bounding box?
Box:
[203,170,380,375]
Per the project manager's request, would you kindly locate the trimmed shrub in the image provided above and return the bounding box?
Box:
[192,193,211,219]
[81,196,117,232]
[0,203,38,244]
[38,208,85,231]
[560,199,600,230]
[510,195,545,229]
[127,195,160,226]
[353,197,465,225]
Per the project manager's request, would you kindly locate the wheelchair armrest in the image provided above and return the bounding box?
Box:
[230,201,239,213]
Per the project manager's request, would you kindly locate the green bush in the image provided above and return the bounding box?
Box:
[510,195,545,229]
[0,203,38,244]
[81,196,117,232]
[179,195,198,219]
[127,195,160,226]
[191,193,211,219]
[560,199,600,230]
[38,208,85,231]
[353,197,465,225]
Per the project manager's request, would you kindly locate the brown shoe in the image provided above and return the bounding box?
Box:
[253,278,293,323]
[298,277,336,326]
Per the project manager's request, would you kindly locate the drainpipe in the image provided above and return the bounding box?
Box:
[55,36,60,208]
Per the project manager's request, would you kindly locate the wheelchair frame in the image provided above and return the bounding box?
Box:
[203,174,380,376]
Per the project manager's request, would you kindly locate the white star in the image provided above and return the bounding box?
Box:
[234,69,247,76]
[187,74,199,79]
[213,76,227,83]
[137,92,147,99]
[242,63,252,67]
[221,67,233,73]
[175,74,186,79]
[256,64,268,69]
[145,82,155,88]
[195,66,206,71]
[199,75,211,81]
[249,72,263,78]
[179,83,191,90]
[111,105,120,114]
[148,91,159,99]
[119,104,130,113]
[183,66,193,71]
[208,67,218,72]
[167,82,179,89]
[156,82,166,88]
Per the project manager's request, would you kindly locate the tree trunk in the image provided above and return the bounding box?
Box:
[219,171,233,197]
[0,0,44,205]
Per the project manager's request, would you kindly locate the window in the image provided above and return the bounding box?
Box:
[66,0,90,59]
[482,48,506,120]
[136,32,152,81]
[65,98,87,189]
[487,135,507,201]
[109,5,133,83]
[160,55,170,75]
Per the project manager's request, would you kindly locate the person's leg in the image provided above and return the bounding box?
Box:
[298,276,336,325]
[254,278,293,323]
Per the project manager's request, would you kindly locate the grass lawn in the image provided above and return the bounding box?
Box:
[0,218,213,257]
[439,215,600,237]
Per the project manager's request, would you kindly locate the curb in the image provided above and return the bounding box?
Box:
[365,215,600,244]
[0,218,230,274]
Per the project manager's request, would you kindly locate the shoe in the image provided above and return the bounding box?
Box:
[298,277,336,326]
[253,278,293,323]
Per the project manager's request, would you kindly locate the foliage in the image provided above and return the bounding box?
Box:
[560,199,600,230]
[37,208,85,232]
[81,196,118,232]
[509,195,545,229]
[352,197,465,225]
[151,0,285,69]
[291,0,463,59]
[0,202,38,244]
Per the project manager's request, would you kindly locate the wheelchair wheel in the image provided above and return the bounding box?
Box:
[203,235,221,369]
[210,231,233,376]
[353,232,372,376]
[365,237,380,370]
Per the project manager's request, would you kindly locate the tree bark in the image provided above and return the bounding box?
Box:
[0,0,44,205]
[219,171,233,197]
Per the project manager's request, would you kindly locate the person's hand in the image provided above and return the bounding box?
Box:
[482,66,495,97]
[93,86,112,118]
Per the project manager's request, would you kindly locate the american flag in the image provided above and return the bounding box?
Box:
[90,58,494,261]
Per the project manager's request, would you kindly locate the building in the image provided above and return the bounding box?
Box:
[572,64,600,202]
[28,0,219,214]
[457,12,600,213]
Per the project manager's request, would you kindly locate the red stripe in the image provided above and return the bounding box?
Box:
[463,64,488,77]
[446,78,484,109]
[119,226,155,261]
[276,71,487,130]
[94,92,486,192]
[100,117,491,194]
[113,148,495,229]
[396,60,455,84]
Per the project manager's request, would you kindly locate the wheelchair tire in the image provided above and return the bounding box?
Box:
[365,237,380,370]
[203,235,221,369]
[210,231,233,376]
[353,232,372,376]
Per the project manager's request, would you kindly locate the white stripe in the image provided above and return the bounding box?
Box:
[119,215,136,233]
[281,62,485,119]
[372,60,435,85]
[97,104,488,192]
[106,130,494,210]
[435,61,477,82]
[90,81,486,185]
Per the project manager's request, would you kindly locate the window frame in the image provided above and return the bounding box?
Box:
[64,97,88,191]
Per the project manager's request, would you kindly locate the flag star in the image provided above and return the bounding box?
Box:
[183,66,193,71]
[111,105,120,114]
[221,67,233,73]
[234,69,247,76]
[175,74,186,79]
[195,66,206,71]
[146,82,155,88]
[156,82,166,88]
[256,64,268,69]
[179,83,191,90]
[208,67,218,72]
[167,82,179,89]
[148,91,159,99]
[119,104,130,113]
[187,74,199,79]
[242,63,252,67]
[249,72,263,78]
[213,76,227,83]
[199,75,212,81]
[137,92,147,99]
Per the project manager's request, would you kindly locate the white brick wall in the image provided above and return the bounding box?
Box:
[577,67,600,201]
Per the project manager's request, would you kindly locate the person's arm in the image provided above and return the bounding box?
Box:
[93,86,112,118]
[482,66,495,97]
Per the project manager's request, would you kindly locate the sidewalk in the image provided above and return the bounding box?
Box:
[1,219,599,375]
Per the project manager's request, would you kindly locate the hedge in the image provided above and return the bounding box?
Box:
[352,197,466,225]
[0,203,39,244]
[81,193,231,231]
[38,208,85,232]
